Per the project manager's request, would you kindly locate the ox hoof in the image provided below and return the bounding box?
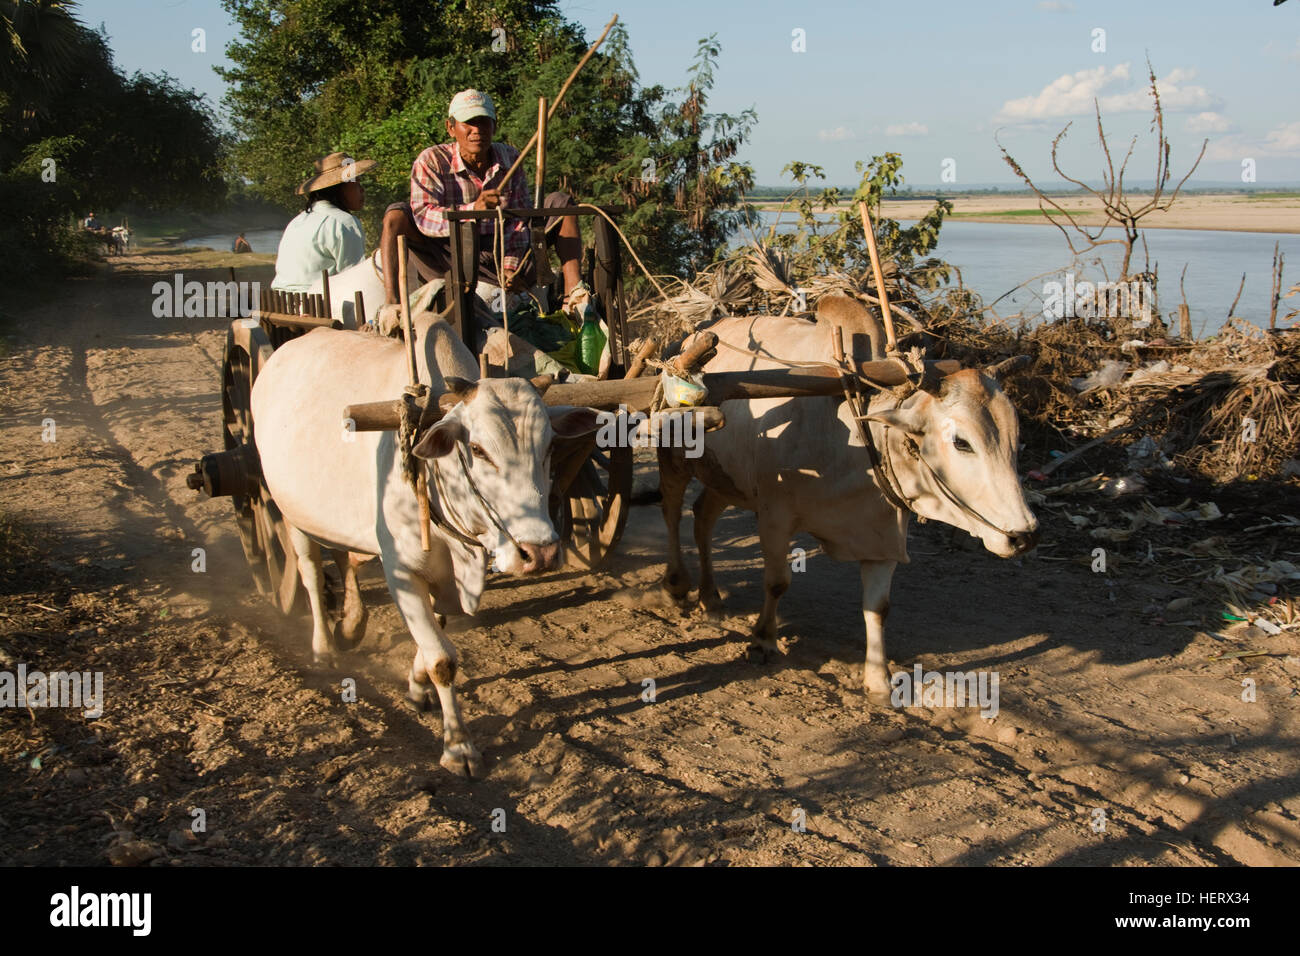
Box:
[407,679,437,713]
[406,688,436,713]
[311,650,338,669]
[696,594,724,620]
[744,640,778,664]
[440,743,484,779]
[334,598,368,650]
[864,667,892,698]
[661,572,692,605]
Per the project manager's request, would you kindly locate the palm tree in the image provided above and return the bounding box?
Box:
[1,0,87,126]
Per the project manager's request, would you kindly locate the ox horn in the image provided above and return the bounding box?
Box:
[985,355,1032,381]
[438,376,478,413]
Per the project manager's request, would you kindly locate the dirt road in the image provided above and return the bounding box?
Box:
[2,251,1297,866]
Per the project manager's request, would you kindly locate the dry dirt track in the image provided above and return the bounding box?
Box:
[2,251,1298,866]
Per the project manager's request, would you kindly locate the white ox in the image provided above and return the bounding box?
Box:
[310,248,500,330]
[309,248,422,329]
[659,295,1039,697]
[251,316,597,776]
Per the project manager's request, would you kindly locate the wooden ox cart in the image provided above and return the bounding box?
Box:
[187,198,954,618]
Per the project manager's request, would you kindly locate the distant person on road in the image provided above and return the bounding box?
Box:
[271,151,376,292]
[83,211,104,232]
[232,232,252,254]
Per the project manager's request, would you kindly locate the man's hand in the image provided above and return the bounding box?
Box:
[376,303,404,337]
[473,188,503,211]
[503,268,528,293]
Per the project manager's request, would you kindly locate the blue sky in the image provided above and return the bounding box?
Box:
[77,0,1300,187]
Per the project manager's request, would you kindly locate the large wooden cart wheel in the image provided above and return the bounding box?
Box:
[550,440,633,569]
[222,320,302,614]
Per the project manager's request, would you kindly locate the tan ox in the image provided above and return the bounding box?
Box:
[659,295,1038,696]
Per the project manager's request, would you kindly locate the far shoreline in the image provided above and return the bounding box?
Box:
[754,193,1300,235]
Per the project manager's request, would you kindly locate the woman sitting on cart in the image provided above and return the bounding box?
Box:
[271,151,377,293]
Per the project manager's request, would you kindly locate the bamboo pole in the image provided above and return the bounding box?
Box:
[858,200,898,355]
[534,97,547,208]
[397,236,417,381]
[354,290,365,330]
[497,15,618,192]
[321,269,332,321]
[397,235,431,551]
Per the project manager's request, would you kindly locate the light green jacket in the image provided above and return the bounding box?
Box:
[271,199,365,292]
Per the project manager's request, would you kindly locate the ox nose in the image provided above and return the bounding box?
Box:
[518,540,560,573]
[1008,526,1040,554]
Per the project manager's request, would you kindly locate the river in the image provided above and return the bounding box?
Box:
[186,218,1298,335]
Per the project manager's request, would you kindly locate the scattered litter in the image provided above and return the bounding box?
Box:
[1071,360,1128,393]
[1207,649,1267,662]
[1100,474,1147,497]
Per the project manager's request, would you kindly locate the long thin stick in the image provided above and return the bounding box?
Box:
[397,235,432,551]
[397,236,417,382]
[534,96,547,208]
[497,15,618,191]
[859,200,898,354]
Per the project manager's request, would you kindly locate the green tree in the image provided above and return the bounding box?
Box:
[769,153,952,289]
[219,3,754,281]
[1,1,226,281]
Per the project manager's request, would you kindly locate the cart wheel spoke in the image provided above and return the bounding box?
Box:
[553,443,631,569]
[221,322,303,615]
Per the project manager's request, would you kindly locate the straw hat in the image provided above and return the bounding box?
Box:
[296,152,377,195]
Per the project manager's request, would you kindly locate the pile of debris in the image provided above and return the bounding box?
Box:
[628,242,1299,486]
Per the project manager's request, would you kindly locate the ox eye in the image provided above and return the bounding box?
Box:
[470,443,494,466]
[952,436,974,454]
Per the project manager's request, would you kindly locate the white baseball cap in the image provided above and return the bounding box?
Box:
[448,89,497,124]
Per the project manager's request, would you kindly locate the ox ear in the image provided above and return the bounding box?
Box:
[984,355,1032,382]
[548,406,601,440]
[863,403,927,437]
[530,374,555,396]
[438,377,478,413]
[412,420,468,460]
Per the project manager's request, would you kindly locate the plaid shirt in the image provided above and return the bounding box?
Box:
[409,141,530,273]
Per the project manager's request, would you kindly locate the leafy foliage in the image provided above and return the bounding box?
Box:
[766,153,953,290]
[219,3,755,281]
[1,0,226,280]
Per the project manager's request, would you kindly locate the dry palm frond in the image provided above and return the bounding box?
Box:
[746,242,795,295]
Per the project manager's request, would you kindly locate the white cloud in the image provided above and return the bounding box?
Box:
[1203,122,1300,162]
[885,122,928,136]
[995,64,1218,123]
[1185,111,1233,134]
[1264,121,1300,154]
[1037,1,1075,11]
[1096,67,1216,113]
[818,126,857,142]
